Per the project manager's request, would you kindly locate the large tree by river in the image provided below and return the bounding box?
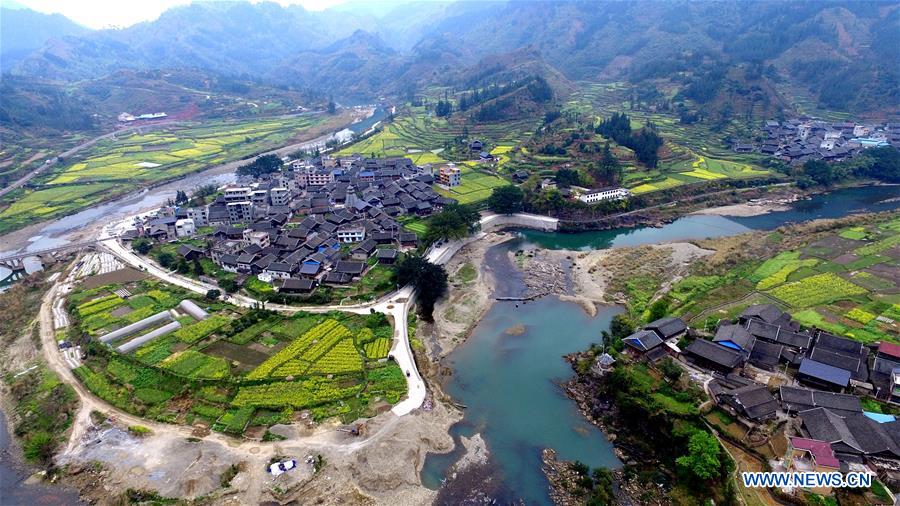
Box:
[394,255,448,321]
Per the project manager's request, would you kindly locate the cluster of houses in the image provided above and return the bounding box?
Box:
[127,154,458,295]
[733,118,899,166]
[605,304,900,494]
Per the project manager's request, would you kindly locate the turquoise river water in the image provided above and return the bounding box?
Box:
[422,184,899,504]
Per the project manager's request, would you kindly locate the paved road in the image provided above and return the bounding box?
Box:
[98,211,550,417]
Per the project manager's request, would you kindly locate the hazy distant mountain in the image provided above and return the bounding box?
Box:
[11,2,369,80]
[7,0,899,114]
[0,5,89,71]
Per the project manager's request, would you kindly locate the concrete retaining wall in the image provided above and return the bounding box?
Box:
[480,212,558,232]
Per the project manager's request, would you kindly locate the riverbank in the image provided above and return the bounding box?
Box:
[0,109,367,256]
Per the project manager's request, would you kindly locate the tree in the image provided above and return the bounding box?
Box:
[394,255,448,321]
[157,252,175,268]
[23,431,55,463]
[132,238,152,255]
[609,314,633,340]
[236,154,283,178]
[487,185,525,214]
[424,204,480,244]
[555,168,581,188]
[435,99,453,117]
[676,431,721,482]
[594,142,623,183]
[647,297,670,322]
[659,357,683,382]
[175,190,188,205]
[193,258,204,277]
[218,278,238,293]
[803,159,834,186]
[327,96,336,114]
[206,289,221,300]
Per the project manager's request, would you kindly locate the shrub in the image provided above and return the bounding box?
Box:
[128,425,153,437]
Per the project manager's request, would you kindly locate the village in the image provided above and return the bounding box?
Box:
[122,153,466,298]
[734,118,900,165]
[603,303,900,497]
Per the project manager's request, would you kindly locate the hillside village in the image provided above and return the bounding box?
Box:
[124,154,458,297]
[613,304,900,496]
[736,119,900,165]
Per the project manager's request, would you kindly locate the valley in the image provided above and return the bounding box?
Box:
[1,1,899,505]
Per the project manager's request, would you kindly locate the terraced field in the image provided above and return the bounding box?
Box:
[670,215,900,344]
[339,108,535,162]
[68,276,406,432]
[0,115,324,235]
[562,81,778,195]
[435,165,511,204]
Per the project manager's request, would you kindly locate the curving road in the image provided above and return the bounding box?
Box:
[93,212,554,419]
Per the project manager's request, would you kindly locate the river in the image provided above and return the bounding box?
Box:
[0,107,389,258]
[422,184,899,505]
[0,107,390,502]
[0,410,83,505]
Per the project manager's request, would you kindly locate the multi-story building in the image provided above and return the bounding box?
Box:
[186,207,209,227]
[227,201,253,223]
[270,187,290,206]
[224,187,252,202]
[174,218,196,237]
[251,190,269,204]
[577,187,631,204]
[438,165,461,187]
[336,226,366,243]
[307,171,333,186]
[243,229,270,248]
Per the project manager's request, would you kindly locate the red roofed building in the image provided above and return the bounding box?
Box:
[878,342,900,360]
[786,437,841,494]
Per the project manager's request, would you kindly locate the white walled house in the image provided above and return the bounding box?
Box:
[578,187,631,204]
[175,218,196,237]
[337,226,366,243]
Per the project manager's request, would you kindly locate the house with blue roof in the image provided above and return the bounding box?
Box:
[798,358,851,392]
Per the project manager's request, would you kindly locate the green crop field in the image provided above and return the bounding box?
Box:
[435,165,511,204]
[561,81,777,195]
[668,216,900,344]
[68,276,407,432]
[0,115,325,235]
[339,108,536,163]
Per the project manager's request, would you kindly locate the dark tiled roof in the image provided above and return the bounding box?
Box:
[334,261,365,275]
[779,386,862,414]
[816,332,864,355]
[741,304,786,324]
[714,324,755,350]
[801,408,864,453]
[623,330,663,352]
[280,278,315,291]
[809,347,868,382]
[646,317,687,339]
[748,339,782,368]
[718,384,778,420]
[684,339,744,369]
[324,272,352,284]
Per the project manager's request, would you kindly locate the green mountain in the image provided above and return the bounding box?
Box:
[0,5,89,71]
[5,0,898,115]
